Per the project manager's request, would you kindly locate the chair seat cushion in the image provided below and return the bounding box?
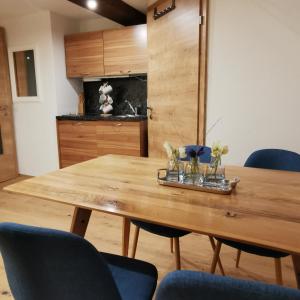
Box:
[216,238,289,258]
[156,270,300,300]
[131,220,190,238]
[102,252,157,300]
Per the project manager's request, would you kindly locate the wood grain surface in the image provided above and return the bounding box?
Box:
[0,28,18,183]
[0,175,298,298]
[4,154,300,255]
[56,120,147,168]
[103,24,147,75]
[65,31,104,78]
[147,0,201,157]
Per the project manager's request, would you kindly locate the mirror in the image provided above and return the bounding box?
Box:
[13,49,37,97]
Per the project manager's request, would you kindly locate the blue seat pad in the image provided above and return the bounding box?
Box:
[131,220,190,238]
[216,238,289,258]
[102,252,158,300]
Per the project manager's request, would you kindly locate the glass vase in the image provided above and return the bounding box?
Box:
[204,156,225,183]
[184,157,200,184]
[167,158,184,182]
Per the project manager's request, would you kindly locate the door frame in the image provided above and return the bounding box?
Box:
[198,0,209,145]
[0,27,18,182]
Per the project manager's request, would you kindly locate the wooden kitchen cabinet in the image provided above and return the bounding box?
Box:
[57,121,97,168]
[65,31,104,78]
[96,121,147,157]
[103,24,147,75]
[57,120,147,168]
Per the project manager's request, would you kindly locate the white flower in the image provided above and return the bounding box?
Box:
[163,142,173,158]
[178,147,186,159]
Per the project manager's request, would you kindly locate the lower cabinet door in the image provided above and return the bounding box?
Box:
[57,121,97,168]
[96,121,141,157]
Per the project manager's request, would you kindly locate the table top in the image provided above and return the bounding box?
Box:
[4,154,300,255]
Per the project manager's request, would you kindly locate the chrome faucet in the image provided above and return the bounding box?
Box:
[125,100,138,116]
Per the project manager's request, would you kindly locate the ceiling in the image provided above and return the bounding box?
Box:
[0,0,148,21]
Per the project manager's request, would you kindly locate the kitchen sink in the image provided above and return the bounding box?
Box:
[115,114,140,118]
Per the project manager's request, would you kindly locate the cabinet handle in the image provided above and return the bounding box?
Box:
[119,70,131,75]
[147,106,153,120]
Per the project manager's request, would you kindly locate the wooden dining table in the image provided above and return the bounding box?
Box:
[4,154,300,288]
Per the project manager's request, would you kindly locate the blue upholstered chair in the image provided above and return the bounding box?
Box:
[156,270,300,300]
[0,222,157,300]
[131,146,213,270]
[211,149,300,285]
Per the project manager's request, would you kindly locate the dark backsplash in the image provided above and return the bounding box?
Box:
[84,76,147,115]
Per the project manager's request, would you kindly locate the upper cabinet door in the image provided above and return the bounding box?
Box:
[103,24,147,76]
[65,31,104,78]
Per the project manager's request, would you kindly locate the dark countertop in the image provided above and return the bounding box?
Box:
[56,114,148,122]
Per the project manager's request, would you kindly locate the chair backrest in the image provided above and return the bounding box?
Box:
[183,145,211,163]
[0,222,121,300]
[156,271,300,300]
[244,149,300,172]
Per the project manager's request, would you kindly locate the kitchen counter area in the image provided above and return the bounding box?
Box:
[56,114,147,122]
[56,117,148,168]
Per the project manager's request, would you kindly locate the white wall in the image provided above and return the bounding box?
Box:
[206,0,300,165]
[0,11,81,176]
[1,11,59,175]
[79,17,122,32]
[50,12,82,116]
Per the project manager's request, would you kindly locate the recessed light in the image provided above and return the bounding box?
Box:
[87,0,97,10]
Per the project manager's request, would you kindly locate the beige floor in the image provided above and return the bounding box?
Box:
[0,176,297,298]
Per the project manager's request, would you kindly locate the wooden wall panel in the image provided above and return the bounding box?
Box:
[0,27,18,182]
[147,0,201,157]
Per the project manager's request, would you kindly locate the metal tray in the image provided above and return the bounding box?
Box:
[157,169,240,195]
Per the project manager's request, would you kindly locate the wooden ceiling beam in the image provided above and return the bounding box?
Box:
[67,0,146,26]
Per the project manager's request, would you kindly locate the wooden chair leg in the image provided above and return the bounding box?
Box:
[208,236,225,276]
[131,226,140,259]
[174,237,181,270]
[275,258,283,285]
[210,240,222,274]
[236,249,242,268]
[170,238,174,253]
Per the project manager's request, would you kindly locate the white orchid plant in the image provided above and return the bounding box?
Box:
[163,142,186,172]
[163,142,186,161]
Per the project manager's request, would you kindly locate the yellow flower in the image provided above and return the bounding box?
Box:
[211,142,228,157]
[222,145,229,155]
[211,142,221,157]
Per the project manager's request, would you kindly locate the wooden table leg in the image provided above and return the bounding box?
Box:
[122,217,131,257]
[70,207,92,237]
[292,254,300,289]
